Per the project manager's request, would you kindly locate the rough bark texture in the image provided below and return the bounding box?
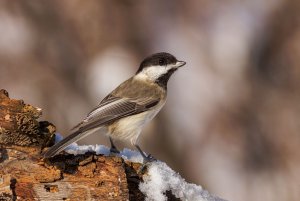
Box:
[0,146,145,201]
[0,89,179,201]
[0,89,55,148]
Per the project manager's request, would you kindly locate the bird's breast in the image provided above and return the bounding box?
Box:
[107,99,166,143]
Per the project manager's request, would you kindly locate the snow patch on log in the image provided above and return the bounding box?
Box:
[55,133,228,201]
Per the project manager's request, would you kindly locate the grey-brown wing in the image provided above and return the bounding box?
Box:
[71,95,121,130]
[75,96,160,132]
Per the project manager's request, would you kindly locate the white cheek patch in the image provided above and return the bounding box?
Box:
[138,65,173,81]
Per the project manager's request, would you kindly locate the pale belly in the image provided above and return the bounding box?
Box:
[107,106,163,145]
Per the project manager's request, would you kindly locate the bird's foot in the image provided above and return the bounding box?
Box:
[134,144,157,173]
[135,144,156,164]
[109,137,120,155]
[109,147,120,154]
[138,154,157,173]
[142,154,157,164]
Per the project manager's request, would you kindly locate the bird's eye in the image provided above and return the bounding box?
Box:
[159,58,166,66]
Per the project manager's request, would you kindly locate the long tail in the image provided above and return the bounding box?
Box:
[43,128,97,158]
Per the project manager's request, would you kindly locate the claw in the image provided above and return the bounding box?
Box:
[135,144,156,164]
[110,147,120,154]
[143,154,156,163]
[138,155,157,173]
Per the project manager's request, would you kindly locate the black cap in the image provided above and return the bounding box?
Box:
[136,52,178,74]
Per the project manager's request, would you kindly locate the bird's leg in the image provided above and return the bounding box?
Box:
[109,137,120,154]
[135,144,156,163]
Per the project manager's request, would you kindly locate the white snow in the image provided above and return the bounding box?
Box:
[54,133,111,156]
[54,133,228,201]
[55,133,144,163]
[139,161,227,201]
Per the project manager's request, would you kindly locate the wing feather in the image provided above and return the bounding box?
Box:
[78,96,159,132]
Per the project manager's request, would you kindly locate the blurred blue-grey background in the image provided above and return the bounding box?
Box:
[1,1,300,200]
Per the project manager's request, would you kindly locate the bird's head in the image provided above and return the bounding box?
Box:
[136,52,186,87]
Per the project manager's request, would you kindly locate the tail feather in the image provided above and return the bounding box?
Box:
[43,128,97,158]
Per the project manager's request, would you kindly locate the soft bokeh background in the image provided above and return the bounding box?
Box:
[1,1,300,200]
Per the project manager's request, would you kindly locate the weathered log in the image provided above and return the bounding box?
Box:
[0,89,179,201]
[0,146,146,200]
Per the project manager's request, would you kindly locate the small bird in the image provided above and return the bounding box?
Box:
[44,52,186,162]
